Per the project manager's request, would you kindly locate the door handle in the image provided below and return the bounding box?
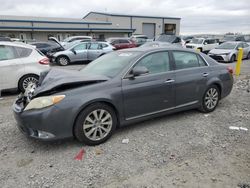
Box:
[165,79,175,83]
[203,73,209,77]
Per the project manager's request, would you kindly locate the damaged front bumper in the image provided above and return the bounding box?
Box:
[13,94,74,141]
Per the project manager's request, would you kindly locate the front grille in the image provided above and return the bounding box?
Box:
[210,55,224,61]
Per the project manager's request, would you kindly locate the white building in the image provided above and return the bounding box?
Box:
[0,11,181,41]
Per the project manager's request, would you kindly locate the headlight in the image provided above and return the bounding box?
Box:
[24,95,65,111]
[219,53,230,55]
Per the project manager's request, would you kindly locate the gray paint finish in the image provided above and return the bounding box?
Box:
[13,47,233,141]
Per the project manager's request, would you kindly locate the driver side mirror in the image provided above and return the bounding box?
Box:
[127,66,149,79]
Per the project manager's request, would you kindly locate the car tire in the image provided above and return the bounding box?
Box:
[18,74,39,92]
[230,55,236,63]
[199,85,220,113]
[57,56,70,66]
[74,103,117,145]
[247,52,250,60]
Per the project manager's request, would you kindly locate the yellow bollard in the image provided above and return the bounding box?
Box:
[235,48,243,76]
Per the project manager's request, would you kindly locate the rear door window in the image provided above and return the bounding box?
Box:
[15,47,32,58]
[0,45,17,61]
[172,51,200,70]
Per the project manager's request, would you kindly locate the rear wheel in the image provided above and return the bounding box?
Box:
[74,103,117,145]
[57,56,70,66]
[18,74,39,92]
[199,85,220,113]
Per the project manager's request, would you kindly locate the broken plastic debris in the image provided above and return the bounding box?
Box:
[74,148,85,161]
[122,138,129,144]
[229,126,248,131]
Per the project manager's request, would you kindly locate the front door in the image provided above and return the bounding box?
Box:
[122,51,175,119]
[71,43,88,62]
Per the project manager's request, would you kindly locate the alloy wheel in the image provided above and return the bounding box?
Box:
[59,57,69,66]
[22,76,38,90]
[83,109,113,141]
[205,88,219,110]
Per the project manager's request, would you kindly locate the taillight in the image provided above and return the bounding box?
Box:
[39,58,50,65]
[227,66,233,74]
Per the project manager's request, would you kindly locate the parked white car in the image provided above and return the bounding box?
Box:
[0,42,50,92]
[185,38,219,53]
[208,41,250,63]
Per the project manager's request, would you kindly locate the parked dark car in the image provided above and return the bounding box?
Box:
[13,47,233,145]
[155,34,184,47]
[30,42,64,56]
[106,38,136,50]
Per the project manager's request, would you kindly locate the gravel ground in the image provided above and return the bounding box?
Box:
[0,60,250,188]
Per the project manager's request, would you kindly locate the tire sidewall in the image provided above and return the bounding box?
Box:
[201,85,220,113]
[74,103,117,145]
[230,55,236,63]
[57,56,69,66]
[18,74,39,92]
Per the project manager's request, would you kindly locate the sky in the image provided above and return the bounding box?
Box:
[0,0,249,34]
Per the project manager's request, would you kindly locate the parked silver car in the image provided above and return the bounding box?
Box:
[0,42,50,92]
[51,42,115,66]
[208,42,250,63]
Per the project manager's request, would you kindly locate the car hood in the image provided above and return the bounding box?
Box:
[186,43,200,47]
[209,49,234,55]
[33,68,109,97]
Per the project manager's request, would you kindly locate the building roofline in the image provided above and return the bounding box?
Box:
[0,26,136,32]
[83,11,181,20]
[0,18,112,25]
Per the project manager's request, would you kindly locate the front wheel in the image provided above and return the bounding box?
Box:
[247,52,250,60]
[74,103,117,145]
[199,85,220,113]
[229,55,236,63]
[57,56,69,66]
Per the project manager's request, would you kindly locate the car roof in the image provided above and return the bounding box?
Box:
[118,46,199,54]
[0,41,35,49]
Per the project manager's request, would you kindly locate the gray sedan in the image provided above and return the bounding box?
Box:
[208,41,250,63]
[51,42,114,66]
[13,47,233,145]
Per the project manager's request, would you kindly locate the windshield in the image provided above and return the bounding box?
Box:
[155,35,176,43]
[216,42,237,49]
[80,51,141,78]
[190,38,204,44]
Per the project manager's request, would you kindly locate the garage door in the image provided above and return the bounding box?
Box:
[142,23,155,39]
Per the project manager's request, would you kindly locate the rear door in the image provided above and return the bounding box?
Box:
[122,51,175,119]
[87,43,103,61]
[71,43,88,61]
[0,45,23,90]
[172,51,210,106]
